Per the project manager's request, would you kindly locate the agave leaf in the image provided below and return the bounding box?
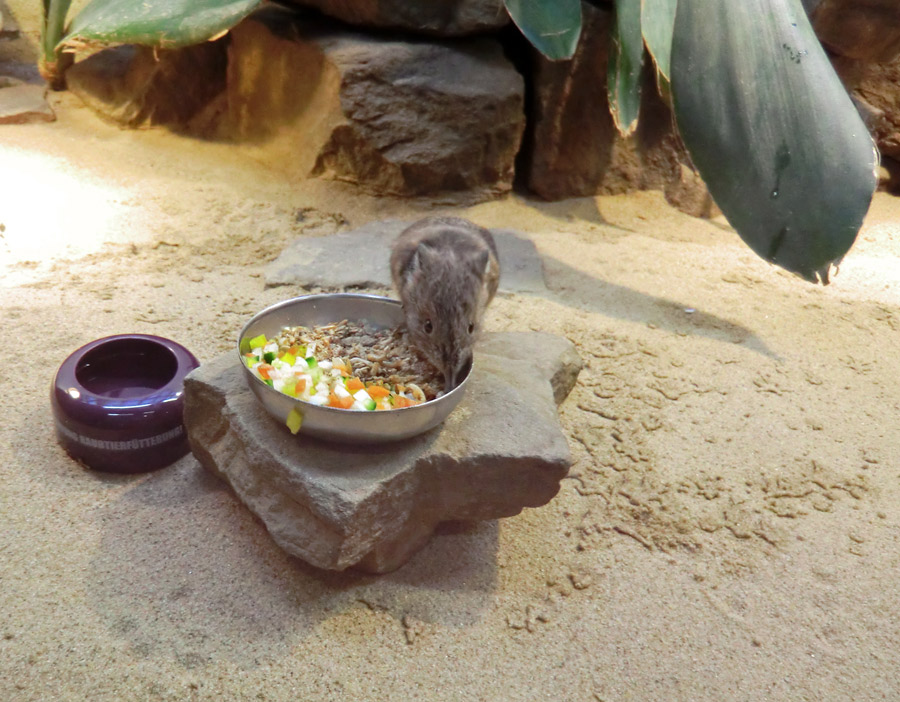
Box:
[504,0,582,61]
[608,0,643,137]
[640,0,676,81]
[59,0,261,51]
[671,0,878,283]
[40,0,74,86]
[43,0,74,58]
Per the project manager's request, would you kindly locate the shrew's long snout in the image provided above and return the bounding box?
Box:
[444,353,473,393]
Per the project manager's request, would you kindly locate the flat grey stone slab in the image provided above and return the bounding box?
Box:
[0,77,54,124]
[183,331,581,573]
[0,9,13,38]
[265,219,547,295]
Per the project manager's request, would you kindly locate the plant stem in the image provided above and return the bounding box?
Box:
[39,0,73,88]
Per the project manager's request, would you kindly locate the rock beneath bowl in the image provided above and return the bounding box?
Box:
[264,219,548,296]
[183,331,581,573]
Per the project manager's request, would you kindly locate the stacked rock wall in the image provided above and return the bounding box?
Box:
[64,0,900,201]
[811,0,900,187]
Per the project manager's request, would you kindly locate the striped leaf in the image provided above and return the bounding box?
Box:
[504,0,582,61]
[671,0,878,283]
[608,0,644,137]
[641,0,676,81]
[60,0,261,51]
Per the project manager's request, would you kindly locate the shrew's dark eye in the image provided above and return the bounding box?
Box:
[424,319,434,334]
[468,323,475,334]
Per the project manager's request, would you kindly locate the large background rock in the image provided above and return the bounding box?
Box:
[184,331,581,573]
[830,53,900,187]
[810,0,900,187]
[55,0,900,206]
[811,0,900,63]
[226,6,525,197]
[522,2,706,211]
[281,0,509,36]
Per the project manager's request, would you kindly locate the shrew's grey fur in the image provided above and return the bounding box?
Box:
[390,216,500,392]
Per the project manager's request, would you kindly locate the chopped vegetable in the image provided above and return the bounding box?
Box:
[286,406,303,434]
[243,322,431,414]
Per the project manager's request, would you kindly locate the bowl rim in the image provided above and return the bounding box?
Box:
[236,292,469,413]
[53,333,200,415]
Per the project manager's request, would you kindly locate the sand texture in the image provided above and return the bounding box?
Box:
[2,90,900,700]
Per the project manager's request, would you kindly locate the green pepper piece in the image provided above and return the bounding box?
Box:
[263,351,276,363]
[249,334,267,350]
[286,407,303,434]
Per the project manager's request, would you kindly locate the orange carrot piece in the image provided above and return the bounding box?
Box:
[257,364,274,379]
[367,385,390,399]
[346,377,365,393]
[328,393,354,409]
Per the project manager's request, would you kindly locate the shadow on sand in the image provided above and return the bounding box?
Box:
[540,253,779,359]
[85,457,499,669]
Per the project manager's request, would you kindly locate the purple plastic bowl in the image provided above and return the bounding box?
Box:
[51,334,199,473]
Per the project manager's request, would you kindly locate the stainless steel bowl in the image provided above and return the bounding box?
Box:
[237,293,469,444]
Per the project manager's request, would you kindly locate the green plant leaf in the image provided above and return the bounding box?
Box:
[608,0,644,137]
[40,0,73,86]
[43,0,73,51]
[504,0,582,61]
[641,0,676,81]
[59,0,261,51]
[671,0,878,284]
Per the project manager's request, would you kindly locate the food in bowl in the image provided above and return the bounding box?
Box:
[241,319,443,431]
[238,294,472,443]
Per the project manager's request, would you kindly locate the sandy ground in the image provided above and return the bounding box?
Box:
[2,77,900,700]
